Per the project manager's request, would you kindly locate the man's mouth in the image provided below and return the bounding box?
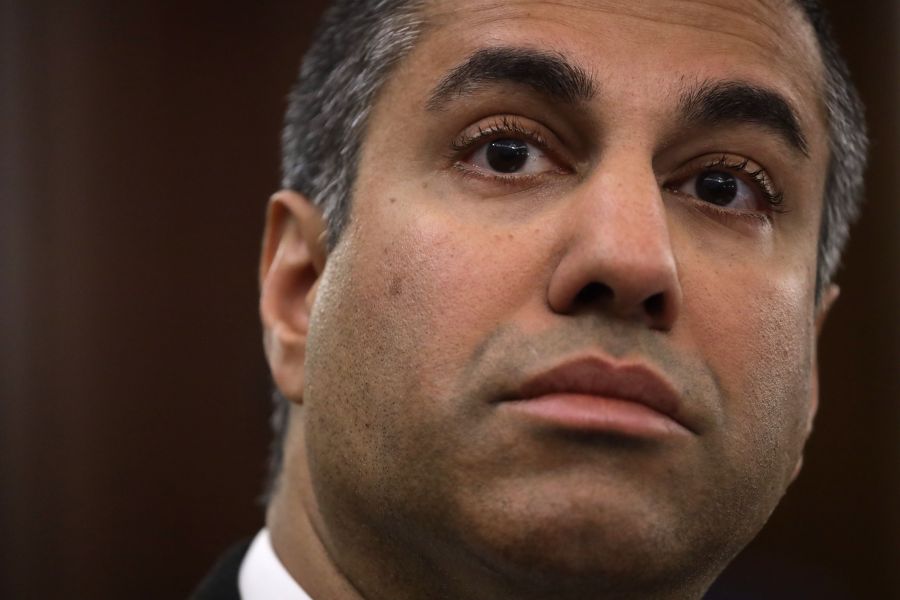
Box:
[496,354,696,438]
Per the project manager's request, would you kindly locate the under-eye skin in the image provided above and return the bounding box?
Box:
[664,154,786,219]
[449,115,571,187]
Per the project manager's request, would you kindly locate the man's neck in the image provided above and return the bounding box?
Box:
[266,487,369,600]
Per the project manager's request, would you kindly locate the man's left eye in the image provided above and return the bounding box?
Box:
[665,155,785,213]
[675,169,761,210]
[468,138,556,175]
[681,171,753,206]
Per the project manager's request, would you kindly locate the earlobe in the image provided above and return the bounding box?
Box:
[259,190,327,404]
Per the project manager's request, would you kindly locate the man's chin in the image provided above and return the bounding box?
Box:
[451,488,728,599]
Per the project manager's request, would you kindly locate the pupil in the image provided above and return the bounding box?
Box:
[486,139,529,173]
[696,171,738,206]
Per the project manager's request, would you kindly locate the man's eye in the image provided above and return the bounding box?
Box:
[467,137,556,175]
[673,166,782,212]
[681,170,747,207]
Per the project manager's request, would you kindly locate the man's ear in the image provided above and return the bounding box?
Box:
[259,190,327,405]
[790,284,840,482]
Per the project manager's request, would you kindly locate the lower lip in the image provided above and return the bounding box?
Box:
[501,394,690,438]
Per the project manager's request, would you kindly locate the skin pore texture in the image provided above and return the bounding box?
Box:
[260,1,836,599]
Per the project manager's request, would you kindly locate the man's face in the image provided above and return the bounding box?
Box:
[290,0,830,596]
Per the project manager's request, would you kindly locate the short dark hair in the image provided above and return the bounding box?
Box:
[267,0,868,499]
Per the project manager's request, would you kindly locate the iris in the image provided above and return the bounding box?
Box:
[486,139,529,173]
[696,171,738,206]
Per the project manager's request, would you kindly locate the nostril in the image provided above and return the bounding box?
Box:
[565,282,674,329]
[573,282,614,308]
[643,292,666,319]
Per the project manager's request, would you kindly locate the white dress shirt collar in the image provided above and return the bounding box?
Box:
[238,528,313,600]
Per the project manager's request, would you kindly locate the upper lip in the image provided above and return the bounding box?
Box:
[508,355,695,434]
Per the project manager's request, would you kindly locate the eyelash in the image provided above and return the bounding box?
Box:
[450,119,785,212]
[450,116,549,156]
[448,116,565,186]
[689,155,785,211]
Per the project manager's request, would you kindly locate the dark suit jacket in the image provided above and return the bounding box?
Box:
[189,540,252,600]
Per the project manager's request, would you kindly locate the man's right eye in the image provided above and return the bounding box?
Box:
[449,115,571,184]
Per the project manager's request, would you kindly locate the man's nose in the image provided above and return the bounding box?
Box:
[547,158,682,331]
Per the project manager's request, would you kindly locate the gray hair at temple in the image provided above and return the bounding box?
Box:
[266,0,868,498]
[280,0,424,248]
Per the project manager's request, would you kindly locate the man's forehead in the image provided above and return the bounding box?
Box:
[426,0,802,32]
[397,0,826,141]
[419,0,820,85]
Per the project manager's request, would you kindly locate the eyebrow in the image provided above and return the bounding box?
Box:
[426,47,596,111]
[427,48,809,157]
[679,80,810,156]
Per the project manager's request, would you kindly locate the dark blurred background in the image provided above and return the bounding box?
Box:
[0,1,897,598]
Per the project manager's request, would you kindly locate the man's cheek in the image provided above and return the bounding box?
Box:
[690,264,814,453]
[358,216,532,360]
